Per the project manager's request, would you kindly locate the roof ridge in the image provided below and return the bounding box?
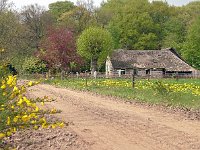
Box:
[115,47,172,51]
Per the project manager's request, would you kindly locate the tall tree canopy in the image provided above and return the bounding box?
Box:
[183,16,200,69]
[0,0,13,12]
[38,27,83,71]
[58,0,97,36]
[21,4,48,50]
[48,1,75,20]
[108,0,159,50]
[59,6,95,35]
[0,10,29,68]
[77,27,114,74]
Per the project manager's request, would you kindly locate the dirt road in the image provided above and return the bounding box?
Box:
[29,84,200,150]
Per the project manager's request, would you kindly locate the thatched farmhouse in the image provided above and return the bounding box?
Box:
[106,48,198,78]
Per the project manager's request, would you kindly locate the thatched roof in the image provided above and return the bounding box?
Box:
[109,48,195,72]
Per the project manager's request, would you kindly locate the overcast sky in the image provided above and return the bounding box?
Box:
[11,0,198,9]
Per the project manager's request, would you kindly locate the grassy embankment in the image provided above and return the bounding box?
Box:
[45,77,200,110]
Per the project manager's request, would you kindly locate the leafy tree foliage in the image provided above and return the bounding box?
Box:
[58,0,97,36]
[183,16,200,69]
[108,0,159,49]
[20,4,53,50]
[22,56,47,74]
[182,1,200,23]
[0,0,13,12]
[76,0,95,12]
[162,16,187,52]
[59,6,95,35]
[48,1,75,20]
[0,11,30,68]
[38,27,83,71]
[77,27,114,74]
[149,1,176,47]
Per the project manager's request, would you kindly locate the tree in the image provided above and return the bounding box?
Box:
[162,16,187,53]
[0,0,13,12]
[0,2,39,71]
[58,0,97,36]
[76,0,96,13]
[95,3,115,28]
[59,6,95,35]
[77,27,114,74]
[95,0,132,28]
[22,56,47,74]
[21,4,50,50]
[48,1,75,20]
[108,0,159,50]
[182,16,200,69]
[38,27,83,72]
[0,11,29,67]
[149,1,176,47]
[183,1,200,24]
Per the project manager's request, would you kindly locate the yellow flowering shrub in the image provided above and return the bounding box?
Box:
[0,69,64,142]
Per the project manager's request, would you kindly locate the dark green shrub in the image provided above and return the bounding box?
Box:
[22,57,47,74]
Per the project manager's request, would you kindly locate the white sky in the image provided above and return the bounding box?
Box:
[10,0,197,10]
[11,0,103,9]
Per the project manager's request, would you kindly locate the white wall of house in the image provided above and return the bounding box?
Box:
[106,57,114,77]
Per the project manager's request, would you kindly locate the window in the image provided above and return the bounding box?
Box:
[146,69,150,75]
[121,69,125,75]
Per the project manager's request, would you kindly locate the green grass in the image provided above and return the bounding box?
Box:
[156,78,200,85]
[45,78,200,110]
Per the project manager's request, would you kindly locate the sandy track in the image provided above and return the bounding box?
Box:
[28,84,200,150]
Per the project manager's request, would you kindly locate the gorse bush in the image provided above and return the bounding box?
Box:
[0,65,64,145]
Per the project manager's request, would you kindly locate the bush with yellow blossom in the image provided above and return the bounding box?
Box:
[0,65,64,144]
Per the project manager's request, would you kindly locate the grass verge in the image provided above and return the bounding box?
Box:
[45,78,200,110]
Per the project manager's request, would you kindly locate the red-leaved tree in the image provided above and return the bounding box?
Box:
[38,27,83,72]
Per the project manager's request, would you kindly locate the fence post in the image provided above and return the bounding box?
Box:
[61,70,65,80]
[176,72,179,81]
[94,71,97,79]
[132,73,135,88]
[85,70,88,87]
[76,72,79,78]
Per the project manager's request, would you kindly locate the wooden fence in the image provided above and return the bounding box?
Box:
[20,71,200,80]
